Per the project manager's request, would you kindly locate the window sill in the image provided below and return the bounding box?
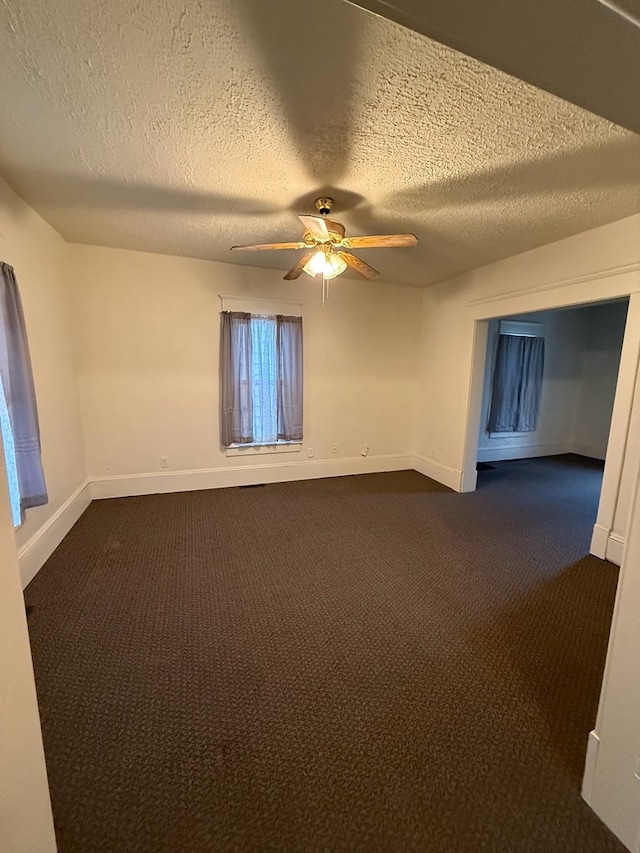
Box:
[225,442,302,457]
[487,431,536,439]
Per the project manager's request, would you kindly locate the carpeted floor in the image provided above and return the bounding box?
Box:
[26,455,625,852]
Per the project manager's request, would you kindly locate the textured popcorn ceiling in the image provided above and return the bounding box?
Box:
[0,0,639,286]
[347,0,640,136]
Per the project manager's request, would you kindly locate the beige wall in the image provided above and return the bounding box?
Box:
[586,365,640,851]
[0,437,57,853]
[0,175,87,563]
[69,244,422,490]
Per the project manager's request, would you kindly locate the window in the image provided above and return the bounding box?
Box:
[0,261,48,526]
[487,323,545,434]
[220,311,303,448]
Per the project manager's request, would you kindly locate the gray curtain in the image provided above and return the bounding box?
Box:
[488,333,545,433]
[276,315,303,441]
[0,262,48,514]
[220,311,253,446]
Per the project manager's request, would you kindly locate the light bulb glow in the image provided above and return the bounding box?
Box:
[306,250,328,275]
[303,250,347,279]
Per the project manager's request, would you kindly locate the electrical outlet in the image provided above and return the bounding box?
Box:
[308,447,314,458]
[331,443,338,454]
[160,457,168,468]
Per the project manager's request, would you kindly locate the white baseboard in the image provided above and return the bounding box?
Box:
[19,480,92,588]
[476,442,573,463]
[90,454,414,499]
[460,466,478,494]
[582,729,600,805]
[591,523,610,560]
[606,533,625,566]
[412,455,461,492]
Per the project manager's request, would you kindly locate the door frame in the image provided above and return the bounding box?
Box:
[460,270,640,563]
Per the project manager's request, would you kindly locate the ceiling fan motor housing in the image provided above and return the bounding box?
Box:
[315,197,334,217]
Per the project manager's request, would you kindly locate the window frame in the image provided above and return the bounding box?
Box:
[219,295,304,453]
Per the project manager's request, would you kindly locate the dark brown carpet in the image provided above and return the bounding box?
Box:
[26,455,625,852]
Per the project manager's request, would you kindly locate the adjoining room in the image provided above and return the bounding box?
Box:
[474,299,629,562]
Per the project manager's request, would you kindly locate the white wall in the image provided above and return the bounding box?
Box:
[0,175,88,583]
[0,436,57,853]
[573,301,628,460]
[584,366,640,851]
[69,244,422,495]
[476,301,627,463]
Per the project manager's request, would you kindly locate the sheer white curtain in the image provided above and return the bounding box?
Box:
[0,374,21,526]
[250,315,278,444]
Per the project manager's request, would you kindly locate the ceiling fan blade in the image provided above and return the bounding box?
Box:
[231,241,305,252]
[298,215,330,240]
[338,252,381,280]
[346,234,418,249]
[283,252,315,280]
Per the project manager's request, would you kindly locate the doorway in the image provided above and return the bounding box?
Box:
[462,294,640,565]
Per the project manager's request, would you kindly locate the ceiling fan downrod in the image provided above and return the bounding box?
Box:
[315,198,334,306]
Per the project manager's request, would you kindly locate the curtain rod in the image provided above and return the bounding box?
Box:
[218,293,303,306]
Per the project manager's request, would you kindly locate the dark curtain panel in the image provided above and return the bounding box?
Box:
[0,262,48,514]
[276,315,303,441]
[488,333,545,433]
[220,311,253,446]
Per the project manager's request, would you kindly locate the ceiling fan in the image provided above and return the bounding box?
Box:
[231,197,418,304]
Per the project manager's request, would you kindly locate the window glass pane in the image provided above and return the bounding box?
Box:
[0,375,22,527]
[250,316,278,444]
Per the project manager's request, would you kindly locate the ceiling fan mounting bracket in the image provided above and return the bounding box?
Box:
[315,197,334,217]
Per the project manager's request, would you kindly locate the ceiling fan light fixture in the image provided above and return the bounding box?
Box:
[303,250,347,279]
[231,197,416,296]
